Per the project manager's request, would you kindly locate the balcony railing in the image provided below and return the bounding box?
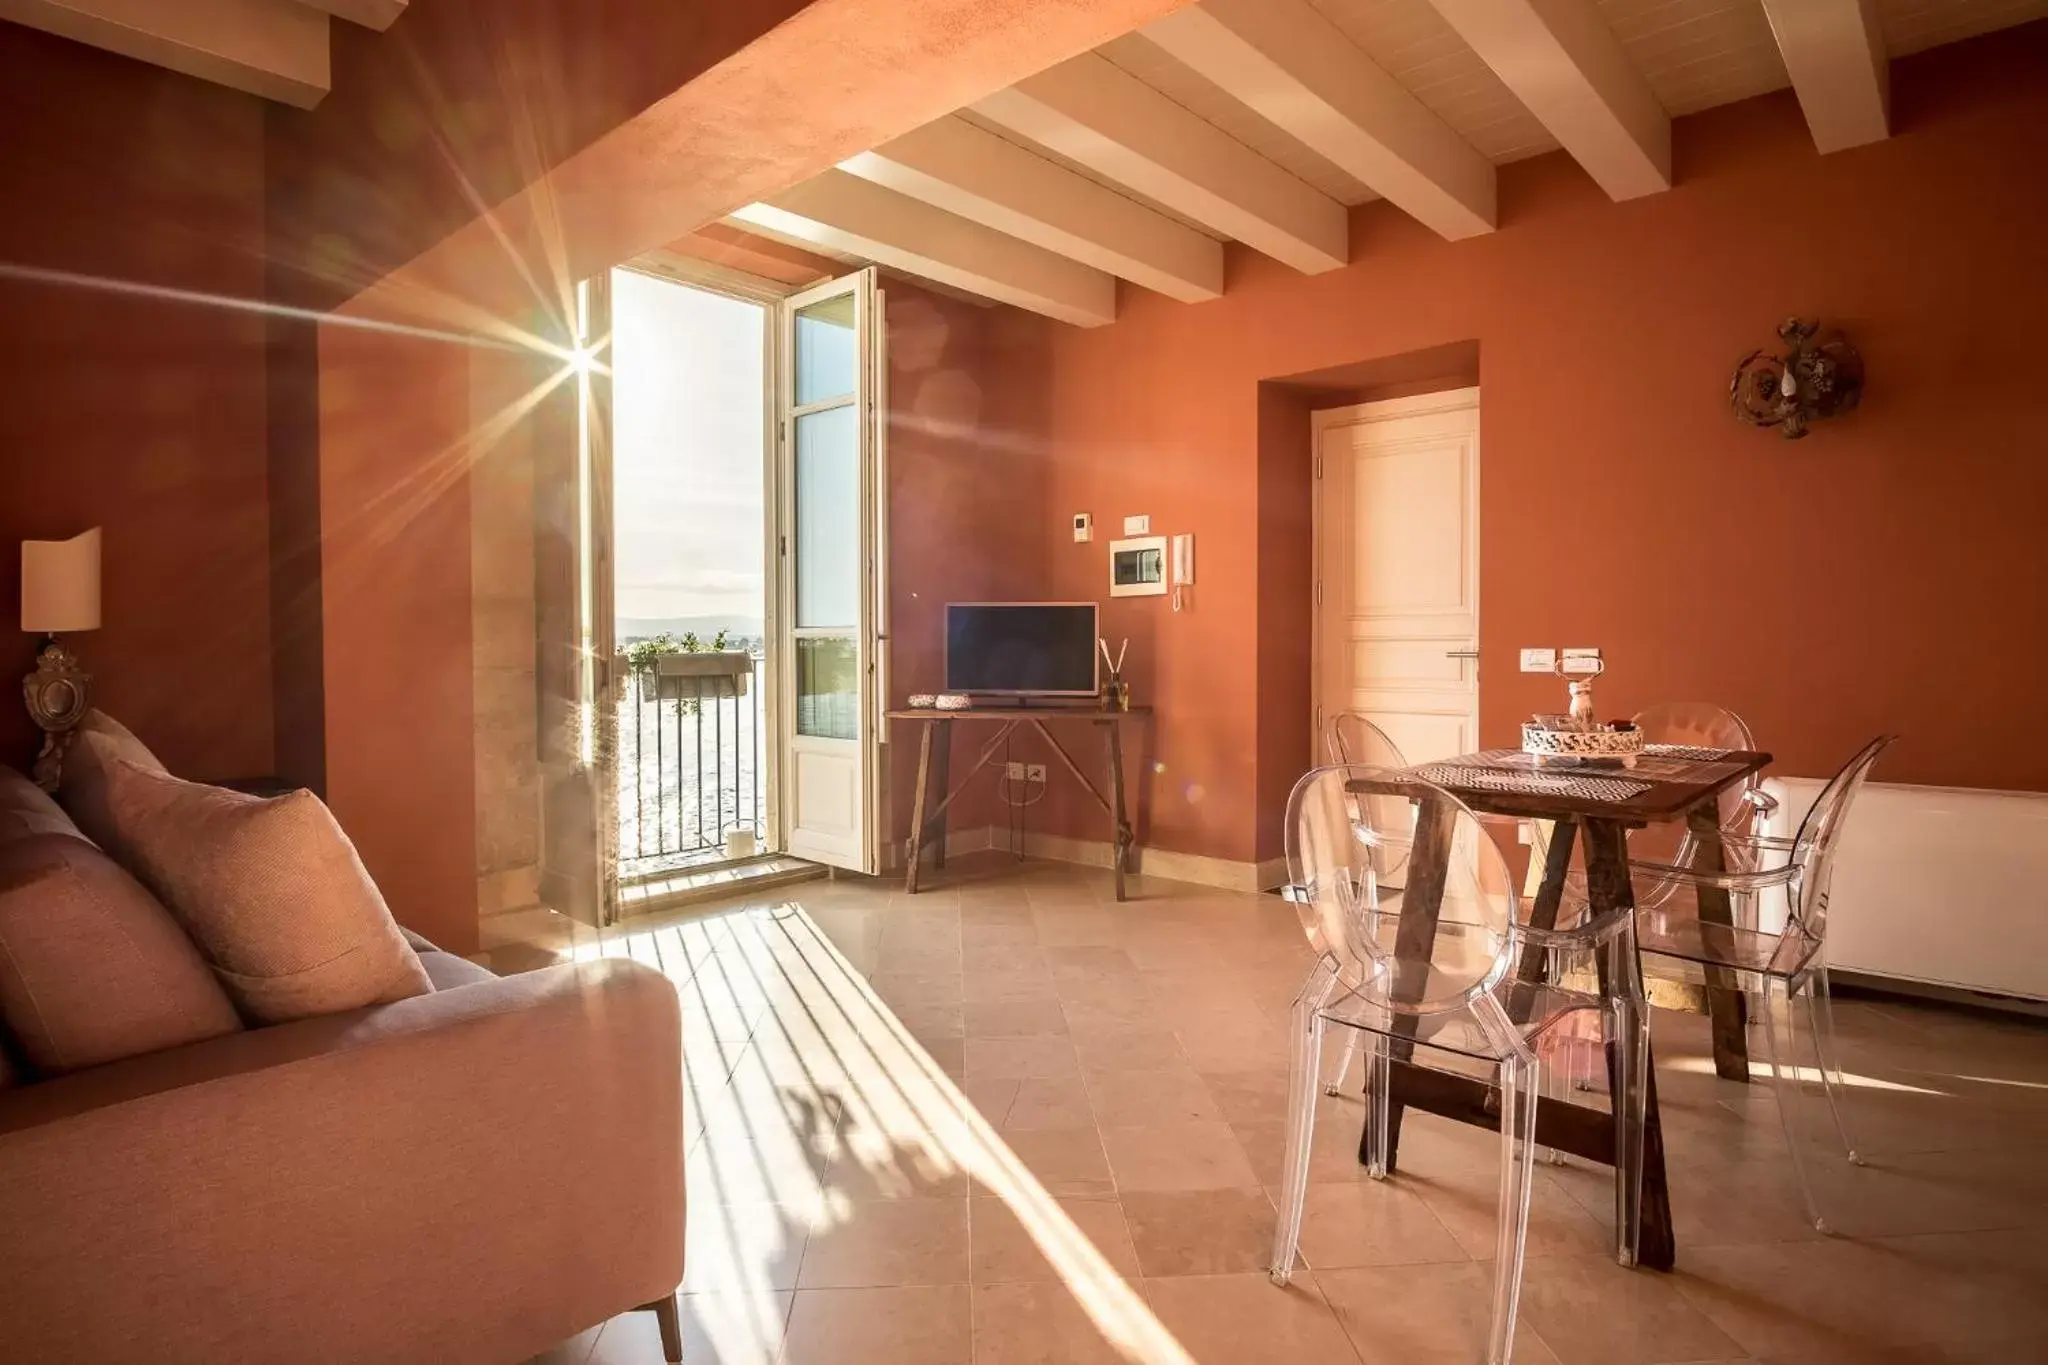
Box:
[617,650,767,881]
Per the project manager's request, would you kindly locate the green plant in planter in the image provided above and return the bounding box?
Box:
[625,630,733,713]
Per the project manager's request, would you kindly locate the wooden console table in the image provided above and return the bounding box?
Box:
[887,706,1151,900]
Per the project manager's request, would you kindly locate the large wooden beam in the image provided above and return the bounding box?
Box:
[0,0,330,107]
[293,0,405,32]
[1142,0,1494,240]
[1760,0,1889,154]
[841,115,1223,302]
[973,51,1348,274]
[733,170,1117,327]
[1424,0,1669,200]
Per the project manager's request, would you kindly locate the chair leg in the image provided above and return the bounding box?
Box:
[1804,963,1863,1166]
[1325,1029,1361,1097]
[637,1294,683,1364]
[1759,977,1831,1235]
[1269,991,1329,1285]
[1487,1054,1540,1365]
[1363,1029,1393,1179]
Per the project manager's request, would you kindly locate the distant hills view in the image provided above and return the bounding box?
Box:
[618,616,764,644]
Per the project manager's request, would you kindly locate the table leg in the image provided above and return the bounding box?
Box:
[931,719,953,872]
[1583,819,1675,1272]
[1364,797,1455,1173]
[1686,803,1752,1082]
[1509,819,1579,1022]
[904,721,934,894]
[1104,721,1131,902]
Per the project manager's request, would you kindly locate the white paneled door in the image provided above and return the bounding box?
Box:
[777,269,886,872]
[1313,389,1480,767]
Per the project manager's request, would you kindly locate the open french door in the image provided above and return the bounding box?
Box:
[775,268,886,872]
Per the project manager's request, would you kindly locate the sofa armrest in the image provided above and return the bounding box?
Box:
[0,959,683,1365]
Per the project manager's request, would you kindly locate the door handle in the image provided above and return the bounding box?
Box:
[1444,649,1480,659]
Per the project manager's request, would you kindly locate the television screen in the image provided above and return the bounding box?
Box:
[944,603,1099,696]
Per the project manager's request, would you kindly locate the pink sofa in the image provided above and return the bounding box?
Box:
[0,778,686,1364]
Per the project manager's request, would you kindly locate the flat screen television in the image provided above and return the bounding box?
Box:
[944,602,1099,697]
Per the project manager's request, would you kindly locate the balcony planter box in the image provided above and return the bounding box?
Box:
[650,650,751,699]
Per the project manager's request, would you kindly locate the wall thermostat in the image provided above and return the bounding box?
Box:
[1072,512,1092,543]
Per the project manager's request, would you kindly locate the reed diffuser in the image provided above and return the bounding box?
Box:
[1097,636,1130,711]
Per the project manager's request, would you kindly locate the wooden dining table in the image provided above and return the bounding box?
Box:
[1349,744,1771,1272]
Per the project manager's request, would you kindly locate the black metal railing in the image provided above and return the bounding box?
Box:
[617,650,766,879]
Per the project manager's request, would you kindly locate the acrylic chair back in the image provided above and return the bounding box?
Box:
[1631,702,1758,831]
[1325,711,1408,768]
[1784,736,1895,947]
[1285,764,1522,1019]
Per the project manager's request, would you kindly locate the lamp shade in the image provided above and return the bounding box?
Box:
[21,528,102,634]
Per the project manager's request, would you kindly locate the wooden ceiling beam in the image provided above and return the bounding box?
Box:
[0,0,329,107]
[733,169,1118,327]
[1760,0,1890,154]
[1141,0,1495,240]
[841,114,1223,302]
[973,51,1349,274]
[1424,0,1670,200]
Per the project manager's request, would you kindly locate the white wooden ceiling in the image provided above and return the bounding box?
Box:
[742,0,2047,325]
[0,0,406,108]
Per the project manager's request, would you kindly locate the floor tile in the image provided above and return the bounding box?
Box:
[1139,1273,1364,1365]
[1083,1067,1224,1127]
[1000,1076,1096,1130]
[1317,1262,1560,1365]
[968,1195,1140,1283]
[589,1295,791,1365]
[1121,1187,1278,1277]
[975,1125,1115,1198]
[970,1280,1148,1365]
[963,1037,1083,1082]
[781,1285,972,1365]
[1283,1180,1470,1270]
[1516,1253,1744,1365]
[684,1200,815,1294]
[796,1197,970,1289]
[1099,1121,1261,1192]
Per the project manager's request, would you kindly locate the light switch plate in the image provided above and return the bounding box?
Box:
[1122,514,1150,535]
[1520,647,1557,673]
[1560,647,1604,675]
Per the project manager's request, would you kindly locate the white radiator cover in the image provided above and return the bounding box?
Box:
[1762,778,2048,1002]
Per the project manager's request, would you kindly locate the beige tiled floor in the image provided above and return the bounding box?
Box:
[533,855,2048,1365]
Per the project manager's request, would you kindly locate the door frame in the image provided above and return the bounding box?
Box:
[1309,385,1482,769]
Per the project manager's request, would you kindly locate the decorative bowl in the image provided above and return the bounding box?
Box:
[1520,722,1644,767]
[933,693,973,711]
[907,693,937,709]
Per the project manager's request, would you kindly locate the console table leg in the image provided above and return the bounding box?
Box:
[905,721,934,893]
[1105,721,1130,901]
[931,719,953,871]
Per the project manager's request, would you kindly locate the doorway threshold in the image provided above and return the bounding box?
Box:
[619,854,825,917]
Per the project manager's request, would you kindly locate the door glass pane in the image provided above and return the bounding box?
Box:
[796,636,859,739]
[795,403,859,629]
[794,294,857,406]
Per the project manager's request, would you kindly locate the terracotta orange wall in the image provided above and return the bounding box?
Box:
[884,284,1051,848]
[988,24,2048,867]
[0,24,273,780]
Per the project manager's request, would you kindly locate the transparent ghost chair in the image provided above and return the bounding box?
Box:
[1318,713,1409,1097]
[1270,766,1652,1365]
[1625,736,1895,1232]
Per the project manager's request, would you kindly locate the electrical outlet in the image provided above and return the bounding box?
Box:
[1520,647,1557,673]
[1026,764,1047,783]
[1005,762,1026,780]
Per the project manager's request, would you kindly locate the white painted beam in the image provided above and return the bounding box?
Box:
[0,0,329,107]
[734,170,1117,327]
[1760,0,1889,154]
[1424,0,1669,200]
[1142,0,1494,240]
[973,51,1348,274]
[840,115,1223,303]
[293,0,406,32]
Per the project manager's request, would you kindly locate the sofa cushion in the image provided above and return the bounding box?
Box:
[0,766,91,845]
[0,830,243,1073]
[418,950,497,991]
[55,710,167,853]
[97,761,432,1024]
